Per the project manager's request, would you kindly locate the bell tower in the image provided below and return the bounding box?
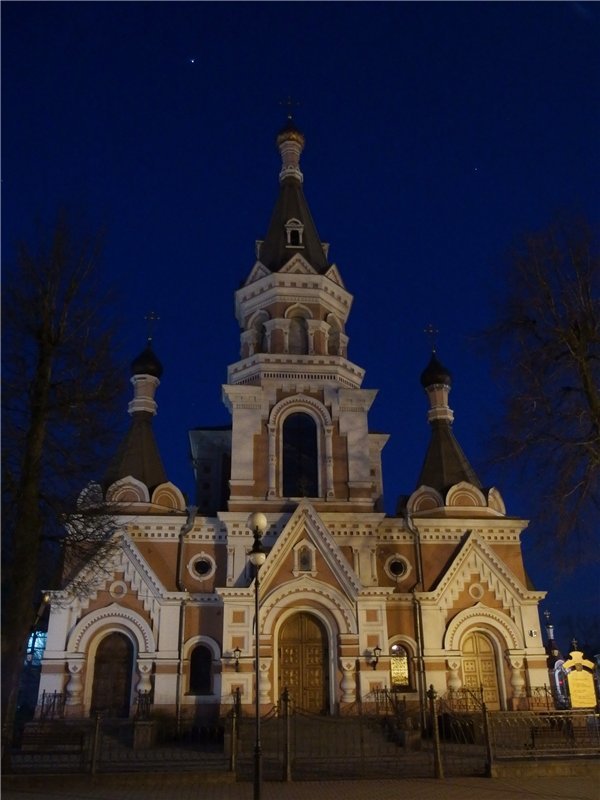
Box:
[223,119,388,513]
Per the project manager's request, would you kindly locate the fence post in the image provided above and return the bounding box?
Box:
[427,685,444,779]
[480,685,493,777]
[282,687,292,782]
[89,712,102,775]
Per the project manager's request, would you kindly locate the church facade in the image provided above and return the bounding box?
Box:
[37,121,550,725]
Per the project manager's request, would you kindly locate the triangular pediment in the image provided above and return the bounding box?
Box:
[278,253,319,275]
[418,531,545,612]
[58,531,180,616]
[259,501,361,601]
[244,261,271,285]
[324,263,345,288]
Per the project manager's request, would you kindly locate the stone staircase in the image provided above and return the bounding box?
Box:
[234,713,434,780]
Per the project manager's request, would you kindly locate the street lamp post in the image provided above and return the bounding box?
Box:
[247,512,268,800]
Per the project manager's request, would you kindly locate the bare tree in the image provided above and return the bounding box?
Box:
[1,210,126,742]
[484,216,600,568]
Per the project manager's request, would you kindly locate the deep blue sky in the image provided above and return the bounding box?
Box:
[3,2,599,649]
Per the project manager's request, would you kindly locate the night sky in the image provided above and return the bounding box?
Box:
[3,2,599,649]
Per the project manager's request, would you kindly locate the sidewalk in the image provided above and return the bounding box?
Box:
[2,773,599,800]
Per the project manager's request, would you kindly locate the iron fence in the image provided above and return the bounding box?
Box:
[489,710,600,760]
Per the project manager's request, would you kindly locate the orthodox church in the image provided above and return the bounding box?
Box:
[37,120,550,726]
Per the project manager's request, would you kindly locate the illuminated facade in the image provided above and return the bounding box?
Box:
[37,122,550,724]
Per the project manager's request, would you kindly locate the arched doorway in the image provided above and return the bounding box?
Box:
[279,612,328,713]
[461,631,500,710]
[90,632,134,717]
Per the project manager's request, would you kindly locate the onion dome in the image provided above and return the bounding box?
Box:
[276,116,305,184]
[420,351,452,388]
[131,342,163,379]
[276,118,305,149]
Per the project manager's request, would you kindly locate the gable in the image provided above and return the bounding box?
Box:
[277,252,319,275]
[259,501,360,601]
[324,263,345,288]
[419,531,545,612]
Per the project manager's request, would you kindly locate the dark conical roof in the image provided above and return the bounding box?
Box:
[103,414,167,493]
[258,182,329,273]
[420,352,452,388]
[131,342,163,378]
[258,123,329,274]
[416,420,482,493]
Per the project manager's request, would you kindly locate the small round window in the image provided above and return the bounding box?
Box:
[384,555,412,583]
[187,553,216,581]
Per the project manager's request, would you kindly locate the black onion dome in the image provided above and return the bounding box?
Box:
[131,342,163,379]
[420,352,452,388]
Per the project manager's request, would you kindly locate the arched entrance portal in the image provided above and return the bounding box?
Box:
[461,631,500,710]
[279,612,328,713]
[90,632,134,718]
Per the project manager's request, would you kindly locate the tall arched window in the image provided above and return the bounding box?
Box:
[283,413,318,497]
[252,311,268,354]
[189,645,212,695]
[288,316,308,354]
[390,644,411,690]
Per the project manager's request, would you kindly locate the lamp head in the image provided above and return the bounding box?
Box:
[247,511,268,535]
[248,541,267,568]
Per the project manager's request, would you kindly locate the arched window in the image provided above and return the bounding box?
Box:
[327,315,341,356]
[252,311,268,354]
[390,644,411,690]
[283,413,318,497]
[298,546,312,572]
[288,316,308,354]
[189,645,212,695]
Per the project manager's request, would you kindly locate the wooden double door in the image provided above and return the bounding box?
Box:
[461,631,501,710]
[279,612,328,713]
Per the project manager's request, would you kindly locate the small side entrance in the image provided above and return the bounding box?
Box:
[90,632,134,718]
[279,612,328,713]
[461,631,500,710]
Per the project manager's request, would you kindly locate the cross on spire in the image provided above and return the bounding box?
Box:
[144,311,160,343]
[279,96,300,121]
[424,323,439,352]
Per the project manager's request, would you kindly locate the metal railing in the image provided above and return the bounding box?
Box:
[38,691,65,720]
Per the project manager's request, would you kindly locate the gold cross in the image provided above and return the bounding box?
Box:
[144,311,160,343]
[279,96,300,121]
[424,323,438,352]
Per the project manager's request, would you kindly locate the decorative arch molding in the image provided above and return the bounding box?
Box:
[487,487,506,515]
[106,476,150,504]
[183,635,221,662]
[407,485,444,513]
[151,481,186,510]
[261,579,358,636]
[67,603,156,655]
[270,394,332,429]
[267,395,334,499]
[446,482,487,508]
[389,634,418,656]
[248,309,270,329]
[284,303,313,320]
[443,603,523,651]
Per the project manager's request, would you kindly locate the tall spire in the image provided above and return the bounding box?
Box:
[257,116,329,274]
[416,350,482,492]
[103,338,167,492]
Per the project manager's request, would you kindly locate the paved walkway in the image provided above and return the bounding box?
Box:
[2,774,599,800]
